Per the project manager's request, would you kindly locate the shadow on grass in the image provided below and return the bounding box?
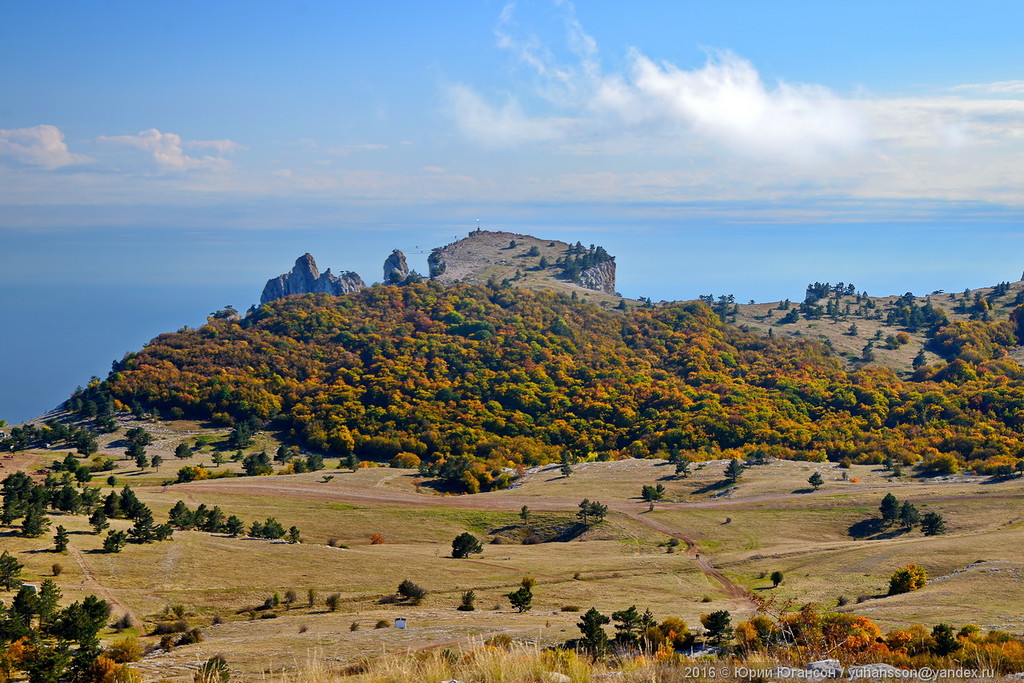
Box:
[847,517,910,539]
[691,480,733,496]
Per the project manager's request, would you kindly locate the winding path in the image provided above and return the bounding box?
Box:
[68,544,135,622]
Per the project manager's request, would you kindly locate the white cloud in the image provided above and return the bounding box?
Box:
[443,2,1024,205]
[950,81,1024,96]
[450,5,863,163]
[99,128,238,172]
[446,83,574,145]
[0,125,88,169]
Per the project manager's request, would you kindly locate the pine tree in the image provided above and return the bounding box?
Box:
[0,550,23,589]
[808,472,824,490]
[54,525,70,553]
[21,503,50,538]
[577,607,611,655]
[880,493,900,524]
[724,459,744,484]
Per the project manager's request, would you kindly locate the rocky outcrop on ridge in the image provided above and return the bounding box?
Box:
[260,253,365,304]
[383,249,409,284]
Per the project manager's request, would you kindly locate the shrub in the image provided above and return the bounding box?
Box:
[458,590,476,611]
[152,620,189,635]
[51,563,63,577]
[375,619,389,629]
[325,594,341,612]
[561,605,580,612]
[397,579,427,603]
[177,628,204,646]
[889,564,928,595]
[350,621,360,631]
[194,655,230,683]
[106,636,144,663]
[369,533,384,545]
[112,613,134,632]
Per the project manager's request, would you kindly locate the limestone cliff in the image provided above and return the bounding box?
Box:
[383,249,409,284]
[260,254,365,304]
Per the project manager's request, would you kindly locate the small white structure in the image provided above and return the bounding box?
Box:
[394,617,407,629]
[20,583,39,594]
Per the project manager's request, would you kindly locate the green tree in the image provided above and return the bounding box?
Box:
[519,505,531,525]
[641,484,665,502]
[920,511,946,536]
[674,459,691,478]
[899,502,921,529]
[931,623,961,656]
[701,610,733,644]
[224,515,244,537]
[724,459,744,484]
[507,583,533,612]
[175,442,192,460]
[88,508,108,535]
[103,530,128,553]
[611,604,644,646]
[0,550,23,589]
[21,503,50,538]
[54,525,70,553]
[560,461,573,477]
[770,570,784,588]
[287,526,302,544]
[577,607,611,655]
[451,532,483,559]
[807,472,824,490]
[880,493,900,524]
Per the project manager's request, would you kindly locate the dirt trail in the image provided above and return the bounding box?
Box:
[68,544,134,622]
[616,508,758,614]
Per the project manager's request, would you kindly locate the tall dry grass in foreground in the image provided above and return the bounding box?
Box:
[267,643,660,683]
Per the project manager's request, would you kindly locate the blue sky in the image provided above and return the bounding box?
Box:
[3,1,1024,422]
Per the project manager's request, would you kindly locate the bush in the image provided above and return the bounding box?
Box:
[51,563,63,576]
[375,619,389,629]
[326,594,341,612]
[177,628,204,646]
[105,636,144,663]
[458,590,476,611]
[194,655,230,683]
[889,564,928,595]
[398,579,427,603]
[369,533,384,545]
[152,620,189,635]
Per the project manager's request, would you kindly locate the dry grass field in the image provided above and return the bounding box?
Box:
[4,422,1024,680]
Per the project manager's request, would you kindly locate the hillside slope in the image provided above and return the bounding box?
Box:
[57,282,1024,488]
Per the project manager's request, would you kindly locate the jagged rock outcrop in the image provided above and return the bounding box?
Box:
[383,249,409,284]
[578,260,616,295]
[260,253,364,304]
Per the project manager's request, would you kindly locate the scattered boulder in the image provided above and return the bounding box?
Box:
[805,659,843,678]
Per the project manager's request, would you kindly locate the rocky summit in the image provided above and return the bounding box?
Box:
[383,249,409,284]
[260,253,365,304]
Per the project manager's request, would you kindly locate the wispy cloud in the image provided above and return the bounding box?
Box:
[98,129,239,172]
[449,2,863,162]
[0,125,88,169]
[443,1,1024,205]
